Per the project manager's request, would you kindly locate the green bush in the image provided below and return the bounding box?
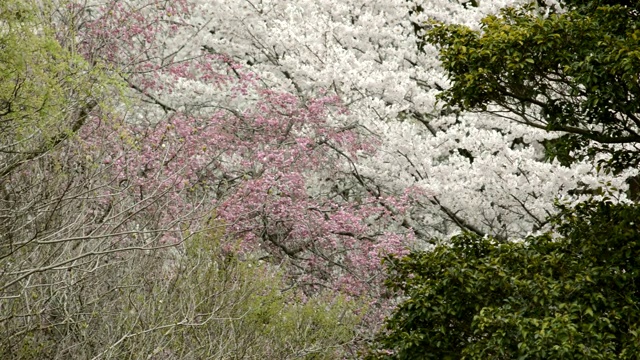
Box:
[368,200,640,359]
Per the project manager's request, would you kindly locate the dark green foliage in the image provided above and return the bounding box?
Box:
[541,135,588,166]
[425,1,640,173]
[367,200,640,359]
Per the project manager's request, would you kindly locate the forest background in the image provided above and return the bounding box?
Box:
[1,0,638,358]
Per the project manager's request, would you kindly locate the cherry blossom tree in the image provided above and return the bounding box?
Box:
[62,0,632,296]
[75,0,417,295]
[197,0,634,242]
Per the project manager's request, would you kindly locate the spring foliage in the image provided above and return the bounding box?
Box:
[1,0,371,355]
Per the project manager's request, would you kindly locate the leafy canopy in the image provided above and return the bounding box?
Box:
[426,0,640,172]
[368,200,640,359]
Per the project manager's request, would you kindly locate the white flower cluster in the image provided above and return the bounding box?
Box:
[133,0,632,242]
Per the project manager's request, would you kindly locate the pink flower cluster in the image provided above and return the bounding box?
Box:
[76,0,413,302]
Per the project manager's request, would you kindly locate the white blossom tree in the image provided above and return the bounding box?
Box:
[195,0,634,242]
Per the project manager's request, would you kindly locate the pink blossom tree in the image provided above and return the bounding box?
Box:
[74,0,415,296]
